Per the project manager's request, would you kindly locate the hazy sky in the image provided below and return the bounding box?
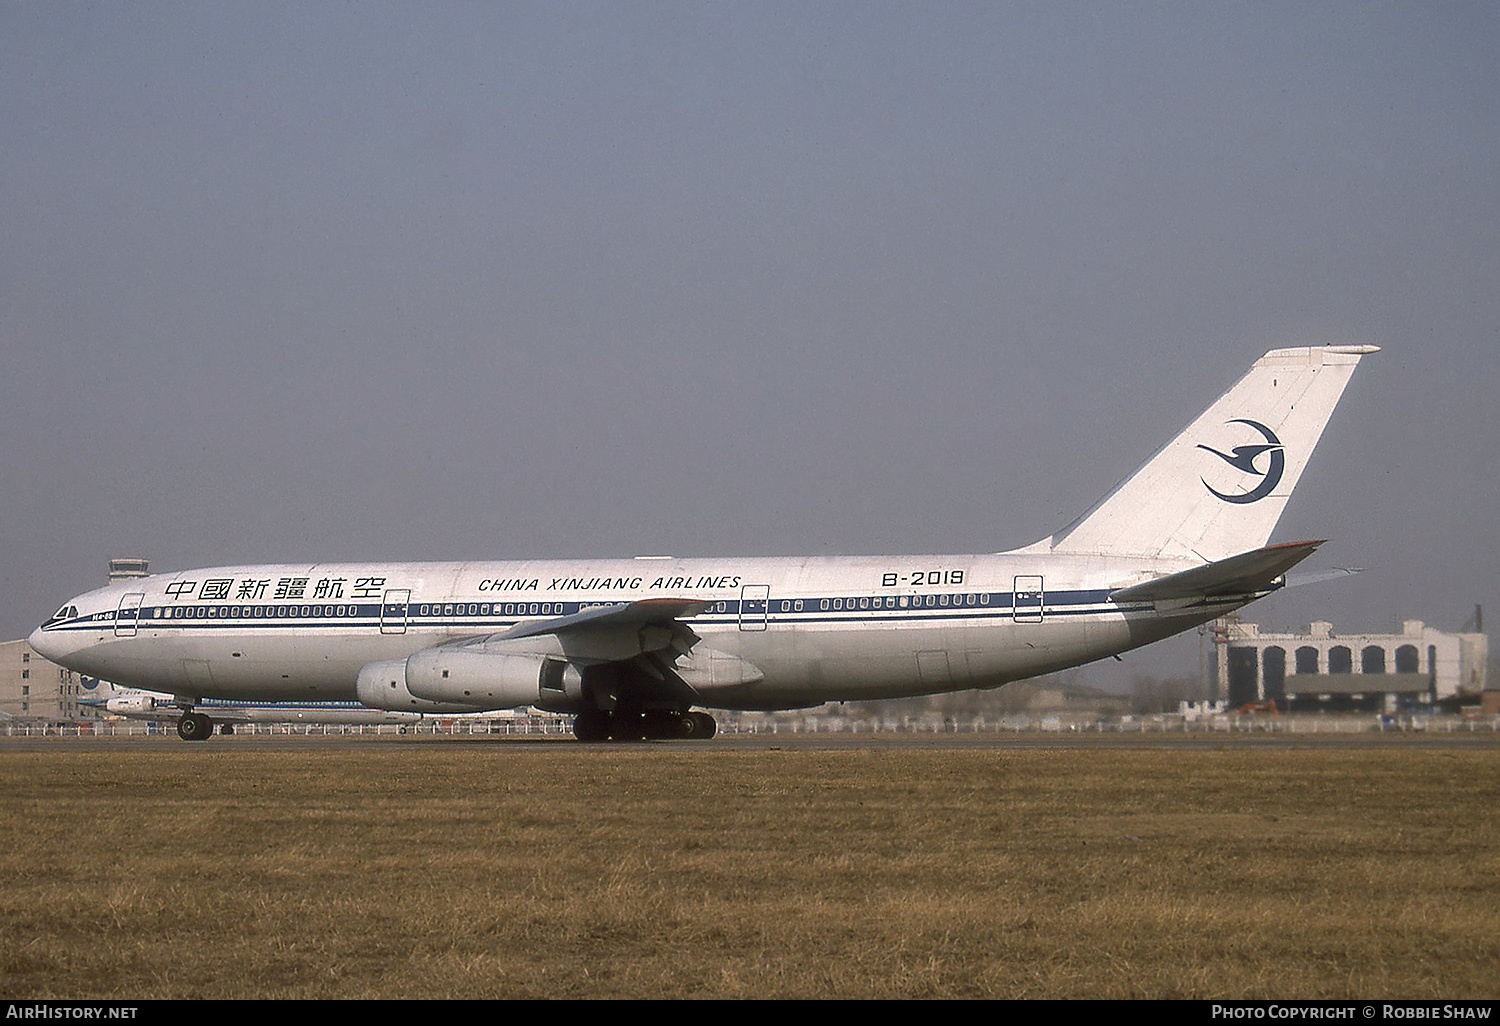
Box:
[3,2,1496,686]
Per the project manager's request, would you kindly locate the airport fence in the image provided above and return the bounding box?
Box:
[0,718,576,739]
[4,714,1500,738]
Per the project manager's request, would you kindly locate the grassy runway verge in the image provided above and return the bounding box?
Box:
[2,742,1497,999]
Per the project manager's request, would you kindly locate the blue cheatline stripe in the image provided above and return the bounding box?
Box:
[42,588,1163,635]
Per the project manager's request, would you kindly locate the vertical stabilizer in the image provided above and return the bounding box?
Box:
[1048,345,1376,561]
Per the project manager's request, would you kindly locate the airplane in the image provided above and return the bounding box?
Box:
[30,345,1376,742]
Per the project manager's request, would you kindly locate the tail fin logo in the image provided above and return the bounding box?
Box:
[1197,419,1285,504]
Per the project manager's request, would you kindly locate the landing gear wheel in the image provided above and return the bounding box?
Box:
[573,710,611,743]
[680,711,717,739]
[642,711,680,740]
[607,712,647,742]
[176,713,214,742]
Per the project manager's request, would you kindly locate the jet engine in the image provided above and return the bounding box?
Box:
[403,647,586,711]
[355,659,495,713]
[105,692,160,715]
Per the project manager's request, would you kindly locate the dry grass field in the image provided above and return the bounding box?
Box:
[1,739,1497,1000]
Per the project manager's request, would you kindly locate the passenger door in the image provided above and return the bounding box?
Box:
[114,593,144,637]
[738,584,769,631]
[380,589,411,635]
[1013,576,1044,623]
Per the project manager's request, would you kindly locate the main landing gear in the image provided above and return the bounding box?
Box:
[572,709,717,742]
[176,711,216,741]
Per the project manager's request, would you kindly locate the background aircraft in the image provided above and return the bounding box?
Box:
[74,676,453,732]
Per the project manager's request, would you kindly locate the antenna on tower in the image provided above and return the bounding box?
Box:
[1461,604,1483,633]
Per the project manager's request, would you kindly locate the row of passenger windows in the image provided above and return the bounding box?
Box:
[809,593,992,612]
[150,605,362,619]
[700,594,997,614]
[140,593,1004,622]
[410,596,1002,618]
[419,603,556,617]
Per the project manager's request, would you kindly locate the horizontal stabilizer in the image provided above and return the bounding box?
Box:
[1283,566,1363,589]
[1110,540,1325,603]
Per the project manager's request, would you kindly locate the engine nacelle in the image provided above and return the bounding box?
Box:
[404,648,584,709]
[355,659,496,713]
[106,692,160,715]
[671,647,764,692]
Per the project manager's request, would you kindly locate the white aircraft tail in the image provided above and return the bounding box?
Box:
[1046,345,1377,561]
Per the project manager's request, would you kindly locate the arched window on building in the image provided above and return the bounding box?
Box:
[1262,646,1286,702]
[1395,645,1420,674]
[1361,646,1387,674]
[1329,646,1353,674]
[1227,647,1259,706]
[1295,646,1320,675]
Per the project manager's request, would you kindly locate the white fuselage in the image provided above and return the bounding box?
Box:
[30,549,1231,710]
[27,345,1376,724]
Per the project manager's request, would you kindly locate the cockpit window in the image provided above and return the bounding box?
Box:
[48,605,78,623]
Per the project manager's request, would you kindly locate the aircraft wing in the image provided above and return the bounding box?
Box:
[1109,540,1325,603]
[437,596,714,669]
[481,597,711,644]
[402,597,761,707]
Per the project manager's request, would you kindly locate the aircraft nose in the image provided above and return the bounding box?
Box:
[28,624,64,662]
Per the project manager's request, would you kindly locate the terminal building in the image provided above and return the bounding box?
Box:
[0,638,88,722]
[1214,617,1490,713]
